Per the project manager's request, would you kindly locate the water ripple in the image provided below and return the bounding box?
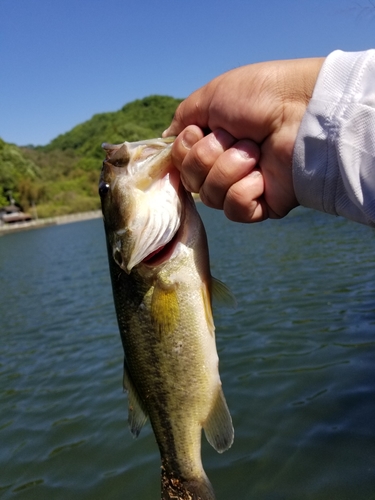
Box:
[1,213,375,499]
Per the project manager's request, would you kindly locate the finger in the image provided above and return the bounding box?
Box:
[171,125,204,170]
[177,129,238,193]
[163,87,209,137]
[199,139,260,209]
[223,170,267,223]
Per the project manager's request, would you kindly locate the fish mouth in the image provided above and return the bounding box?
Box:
[141,229,180,267]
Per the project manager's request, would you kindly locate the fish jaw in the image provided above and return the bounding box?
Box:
[99,138,182,273]
[124,167,182,272]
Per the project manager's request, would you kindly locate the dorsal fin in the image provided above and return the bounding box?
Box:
[212,277,237,308]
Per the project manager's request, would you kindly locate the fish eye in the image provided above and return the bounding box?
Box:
[99,181,110,197]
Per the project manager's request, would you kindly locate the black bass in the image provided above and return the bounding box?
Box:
[99,137,234,500]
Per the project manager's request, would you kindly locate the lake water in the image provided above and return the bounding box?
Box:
[1,206,374,500]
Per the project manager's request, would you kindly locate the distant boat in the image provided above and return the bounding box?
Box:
[0,204,32,225]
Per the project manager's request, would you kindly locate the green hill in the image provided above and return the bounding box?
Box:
[0,95,182,217]
[0,138,41,208]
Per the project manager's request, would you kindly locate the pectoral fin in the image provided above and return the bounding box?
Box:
[201,283,215,336]
[123,359,148,437]
[203,387,234,453]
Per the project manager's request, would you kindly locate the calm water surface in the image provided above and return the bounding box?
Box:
[0,207,374,500]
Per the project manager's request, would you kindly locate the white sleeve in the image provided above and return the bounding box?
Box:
[292,49,375,226]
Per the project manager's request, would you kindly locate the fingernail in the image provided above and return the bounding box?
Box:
[237,148,251,159]
[181,129,198,150]
[162,129,170,138]
[248,169,261,178]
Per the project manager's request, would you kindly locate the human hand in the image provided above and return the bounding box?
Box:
[163,58,324,222]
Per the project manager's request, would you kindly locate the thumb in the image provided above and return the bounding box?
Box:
[162,89,210,138]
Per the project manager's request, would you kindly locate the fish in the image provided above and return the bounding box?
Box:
[99,137,234,500]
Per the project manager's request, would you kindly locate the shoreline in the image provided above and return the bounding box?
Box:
[0,196,202,237]
[0,210,102,236]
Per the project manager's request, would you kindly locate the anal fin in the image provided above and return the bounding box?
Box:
[203,387,234,453]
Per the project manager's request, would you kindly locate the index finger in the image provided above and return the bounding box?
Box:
[173,128,239,193]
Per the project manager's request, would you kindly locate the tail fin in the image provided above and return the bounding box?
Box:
[161,465,216,500]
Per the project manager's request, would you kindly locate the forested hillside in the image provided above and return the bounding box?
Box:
[0,95,182,218]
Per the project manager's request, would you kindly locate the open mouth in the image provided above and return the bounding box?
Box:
[141,230,179,267]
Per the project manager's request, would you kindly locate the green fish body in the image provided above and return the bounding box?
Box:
[100,138,234,500]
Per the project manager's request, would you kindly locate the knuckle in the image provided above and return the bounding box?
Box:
[224,184,255,223]
[199,184,222,209]
[192,140,213,170]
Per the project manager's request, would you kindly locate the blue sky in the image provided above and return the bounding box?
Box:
[1,0,375,146]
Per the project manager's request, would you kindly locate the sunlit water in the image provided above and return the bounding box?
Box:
[1,206,374,500]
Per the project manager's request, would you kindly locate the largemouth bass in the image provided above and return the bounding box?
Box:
[99,137,234,500]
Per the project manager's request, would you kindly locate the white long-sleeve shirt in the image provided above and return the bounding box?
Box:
[293,49,375,227]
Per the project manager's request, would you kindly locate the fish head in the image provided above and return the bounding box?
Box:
[99,138,182,274]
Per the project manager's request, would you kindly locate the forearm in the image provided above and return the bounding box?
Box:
[293,49,375,226]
